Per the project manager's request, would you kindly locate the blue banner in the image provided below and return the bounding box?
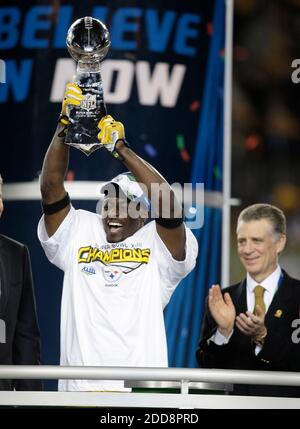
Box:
[165,0,224,367]
[0,0,215,184]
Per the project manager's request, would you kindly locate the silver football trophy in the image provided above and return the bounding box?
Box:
[65,17,110,155]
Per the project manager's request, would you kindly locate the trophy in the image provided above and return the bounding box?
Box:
[65,16,110,155]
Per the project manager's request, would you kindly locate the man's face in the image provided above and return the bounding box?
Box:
[237,219,286,282]
[101,197,143,243]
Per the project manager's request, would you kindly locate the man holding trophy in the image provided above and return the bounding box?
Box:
[38,17,198,391]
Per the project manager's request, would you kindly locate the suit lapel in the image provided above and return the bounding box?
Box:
[0,236,9,318]
[234,279,247,314]
[234,279,255,351]
[265,270,293,324]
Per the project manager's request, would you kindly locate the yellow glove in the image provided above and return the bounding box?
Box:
[97,115,126,152]
[58,83,84,126]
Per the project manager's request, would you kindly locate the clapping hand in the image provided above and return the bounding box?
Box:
[208,285,236,338]
[236,305,267,343]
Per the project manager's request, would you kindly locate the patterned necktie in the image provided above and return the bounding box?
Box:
[253,285,266,315]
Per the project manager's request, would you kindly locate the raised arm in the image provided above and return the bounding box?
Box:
[40,83,83,237]
[40,124,70,237]
[97,116,186,261]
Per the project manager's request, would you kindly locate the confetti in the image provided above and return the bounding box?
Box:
[66,170,75,181]
[176,134,185,150]
[219,48,225,59]
[213,167,222,179]
[180,149,191,163]
[176,135,190,162]
[207,22,213,36]
[245,134,262,151]
[189,100,201,112]
[144,143,157,158]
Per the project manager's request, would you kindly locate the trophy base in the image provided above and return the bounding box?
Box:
[65,141,102,156]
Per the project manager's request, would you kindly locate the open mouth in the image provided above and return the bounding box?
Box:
[107,221,123,233]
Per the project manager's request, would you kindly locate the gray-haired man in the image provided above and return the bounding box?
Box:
[197,203,300,397]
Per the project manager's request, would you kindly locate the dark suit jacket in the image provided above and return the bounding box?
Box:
[0,234,42,390]
[196,270,300,397]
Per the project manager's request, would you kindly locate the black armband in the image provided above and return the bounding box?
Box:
[155,216,184,229]
[57,127,67,138]
[111,138,130,161]
[57,115,68,138]
[42,193,70,215]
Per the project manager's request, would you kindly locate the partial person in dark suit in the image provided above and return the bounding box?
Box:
[197,203,300,397]
[0,175,42,390]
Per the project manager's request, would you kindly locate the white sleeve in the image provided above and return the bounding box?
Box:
[254,344,262,355]
[37,206,77,271]
[154,223,198,307]
[210,329,233,345]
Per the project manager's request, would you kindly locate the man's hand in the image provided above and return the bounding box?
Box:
[208,285,236,338]
[97,115,125,152]
[59,83,84,126]
[236,305,267,343]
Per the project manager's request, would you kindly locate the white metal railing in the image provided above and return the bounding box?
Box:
[0,366,299,409]
[0,366,300,386]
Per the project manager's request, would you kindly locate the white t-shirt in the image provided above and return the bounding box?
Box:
[38,207,198,391]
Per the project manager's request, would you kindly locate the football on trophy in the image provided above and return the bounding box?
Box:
[66,16,110,64]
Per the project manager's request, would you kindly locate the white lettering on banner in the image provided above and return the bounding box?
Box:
[101,60,134,103]
[50,58,76,102]
[50,59,186,107]
[136,61,186,107]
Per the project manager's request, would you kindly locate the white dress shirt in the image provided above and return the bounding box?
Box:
[211,266,282,354]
